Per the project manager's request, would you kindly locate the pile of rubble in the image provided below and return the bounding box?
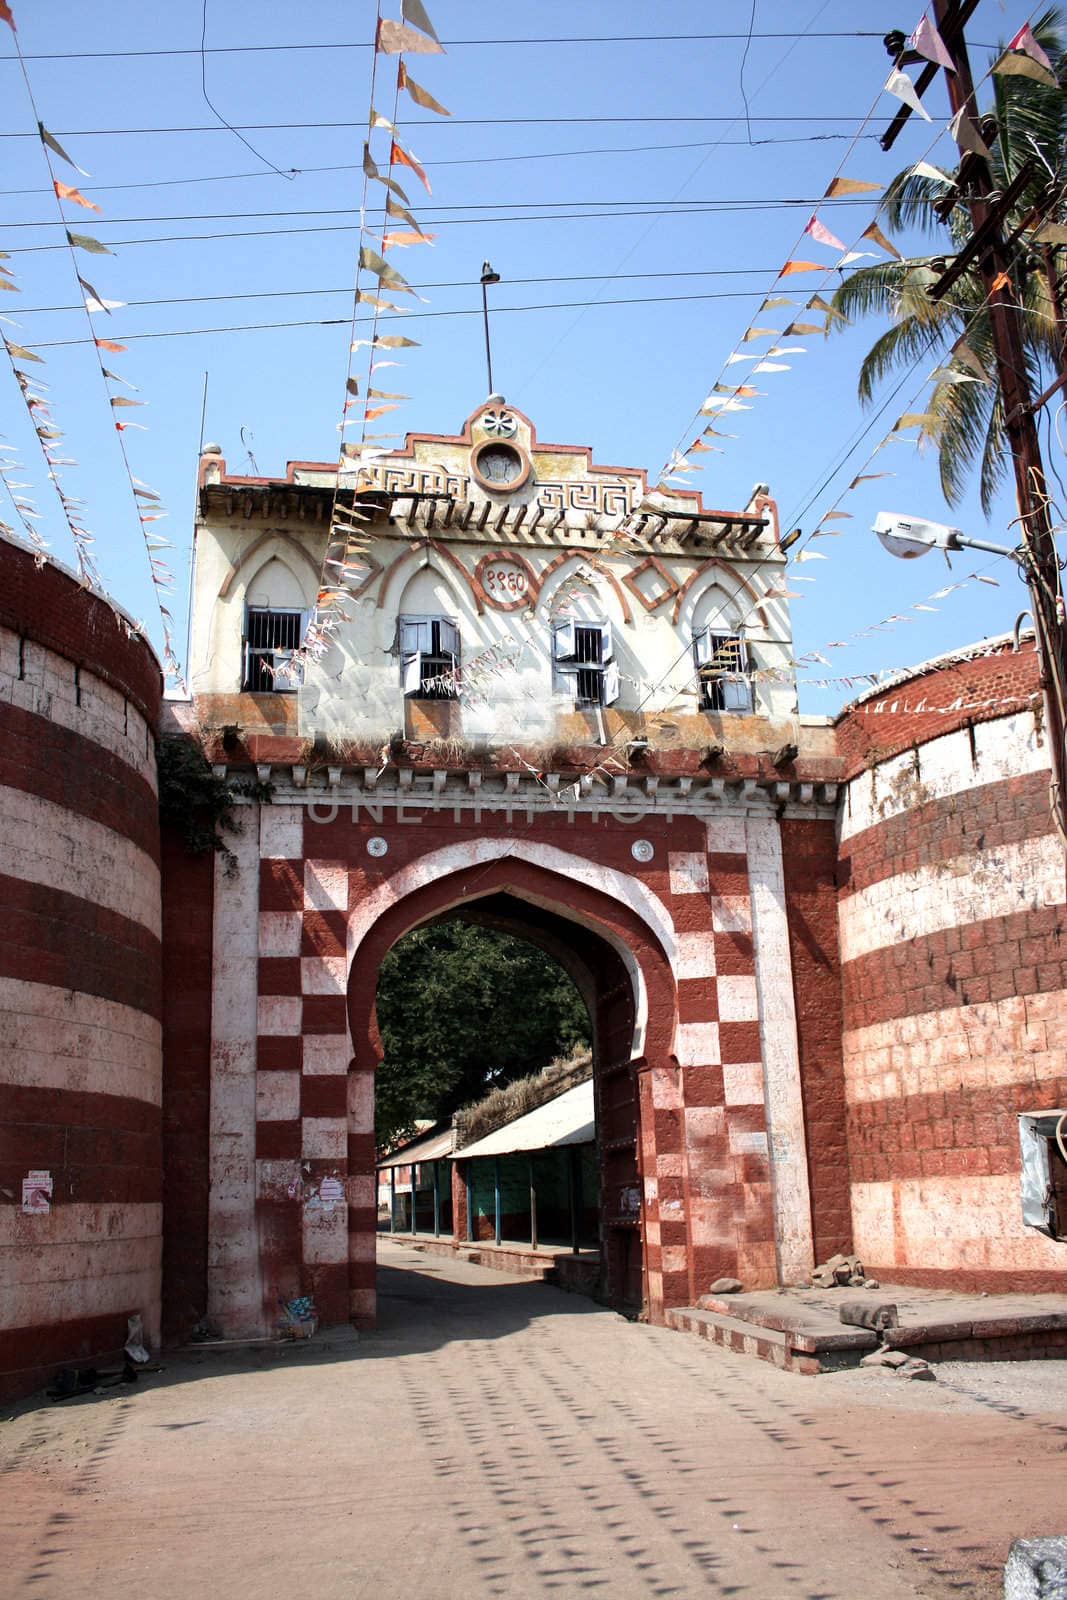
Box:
[810,1252,880,1290]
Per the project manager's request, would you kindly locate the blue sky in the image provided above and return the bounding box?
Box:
[0,2,1053,714]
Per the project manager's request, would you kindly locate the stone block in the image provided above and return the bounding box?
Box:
[840,1300,899,1332]
[1004,1536,1067,1600]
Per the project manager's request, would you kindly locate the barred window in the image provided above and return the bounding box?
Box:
[243,608,304,693]
[553,620,619,707]
[693,629,752,713]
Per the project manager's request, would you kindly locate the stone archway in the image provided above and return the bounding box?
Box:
[345,851,681,1327]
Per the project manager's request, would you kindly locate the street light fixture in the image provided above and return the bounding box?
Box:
[872,509,1020,562]
[480,261,500,397]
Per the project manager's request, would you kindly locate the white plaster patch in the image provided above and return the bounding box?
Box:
[705,816,747,855]
[840,709,1048,842]
[674,1021,721,1065]
[301,955,348,995]
[0,978,161,1105]
[302,1116,348,1159]
[303,1035,352,1077]
[711,895,753,935]
[302,1204,348,1264]
[259,804,304,861]
[674,930,716,981]
[0,783,160,936]
[256,1160,300,1201]
[656,1152,684,1178]
[347,1071,374,1134]
[208,820,261,1337]
[746,813,813,1283]
[684,1105,726,1146]
[650,1064,684,1110]
[258,912,303,958]
[668,851,709,895]
[661,1245,688,1275]
[0,1201,161,1251]
[716,975,759,1023]
[256,1071,300,1122]
[728,1127,768,1156]
[850,1174,1067,1272]
[838,835,1066,962]
[722,1060,765,1106]
[304,859,349,912]
[843,991,1067,1103]
[257,996,302,1037]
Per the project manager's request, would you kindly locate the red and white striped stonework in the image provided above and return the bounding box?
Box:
[192,791,821,1335]
[836,644,1067,1293]
[0,535,163,1400]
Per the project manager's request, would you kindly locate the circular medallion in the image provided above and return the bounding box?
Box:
[631,839,654,863]
[470,438,531,494]
[367,836,388,858]
[481,408,517,438]
[475,551,539,611]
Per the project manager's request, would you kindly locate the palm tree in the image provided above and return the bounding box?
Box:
[830,9,1067,514]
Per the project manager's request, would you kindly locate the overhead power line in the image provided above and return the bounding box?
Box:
[0,193,893,236]
[0,114,884,139]
[0,32,889,64]
[19,287,836,343]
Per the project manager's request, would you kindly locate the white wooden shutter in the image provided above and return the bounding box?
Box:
[399,618,427,655]
[403,652,423,695]
[602,661,621,705]
[553,619,577,660]
[721,636,752,711]
[693,627,714,667]
[599,621,614,662]
[439,618,460,659]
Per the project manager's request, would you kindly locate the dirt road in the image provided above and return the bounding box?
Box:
[4,1238,1066,1598]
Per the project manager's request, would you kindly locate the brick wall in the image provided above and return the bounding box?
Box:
[0,538,164,1400]
[835,648,1067,1292]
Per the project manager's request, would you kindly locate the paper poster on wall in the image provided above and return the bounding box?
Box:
[22,1170,52,1214]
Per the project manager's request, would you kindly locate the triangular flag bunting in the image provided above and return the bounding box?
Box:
[390,140,432,194]
[759,296,797,310]
[66,230,112,255]
[54,179,101,212]
[883,67,932,119]
[95,337,126,352]
[862,221,902,260]
[401,0,440,43]
[992,49,1059,88]
[784,320,823,335]
[365,404,399,421]
[374,334,420,348]
[398,62,451,116]
[909,14,955,72]
[4,340,41,362]
[740,326,778,341]
[346,378,360,397]
[370,109,397,135]
[1007,22,1055,73]
[385,195,425,231]
[910,159,950,182]
[358,244,411,289]
[804,214,846,251]
[362,145,410,203]
[948,108,992,159]
[368,387,410,399]
[0,1,14,33]
[377,17,444,55]
[824,176,882,197]
[382,229,435,247]
[778,259,822,276]
[40,123,91,175]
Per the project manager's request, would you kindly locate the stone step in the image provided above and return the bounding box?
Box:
[666,1305,871,1375]
[698,1294,878,1354]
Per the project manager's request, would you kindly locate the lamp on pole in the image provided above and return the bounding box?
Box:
[480,260,500,396]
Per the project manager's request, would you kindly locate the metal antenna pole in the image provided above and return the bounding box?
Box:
[480,261,500,394]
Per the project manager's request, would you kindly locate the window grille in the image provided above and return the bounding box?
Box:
[552,619,618,706]
[243,608,304,692]
[693,629,752,713]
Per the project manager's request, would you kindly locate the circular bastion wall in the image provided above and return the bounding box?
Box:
[0,532,163,1400]
[834,636,1067,1292]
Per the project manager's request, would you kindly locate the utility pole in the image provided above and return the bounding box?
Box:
[931,0,1067,847]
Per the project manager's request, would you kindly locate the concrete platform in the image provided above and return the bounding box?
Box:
[667,1284,1067,1373]
[383,1230,601,1296]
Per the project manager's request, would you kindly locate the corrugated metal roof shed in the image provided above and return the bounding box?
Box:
[377,1126,454,1170]
[450,1080,594,1160]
